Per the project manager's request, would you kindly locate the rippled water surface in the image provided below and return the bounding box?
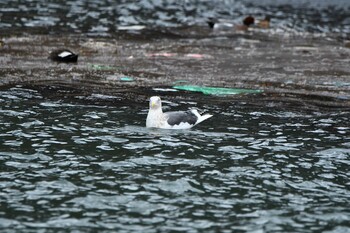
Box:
[0,87,349,232]
[1,0,349,35]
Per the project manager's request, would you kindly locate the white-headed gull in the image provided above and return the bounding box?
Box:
[146,96,213,129]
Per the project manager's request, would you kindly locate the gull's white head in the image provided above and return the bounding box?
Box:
[149,96,162,110]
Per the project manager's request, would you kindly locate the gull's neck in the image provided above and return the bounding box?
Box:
[146,106,164,128]
[150,107,163,115]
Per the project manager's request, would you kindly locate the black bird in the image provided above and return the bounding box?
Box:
[49,49,78,63]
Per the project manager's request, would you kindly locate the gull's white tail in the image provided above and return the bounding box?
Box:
[191,109,213,125]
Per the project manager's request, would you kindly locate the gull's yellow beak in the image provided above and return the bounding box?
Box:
[151,100,155,108]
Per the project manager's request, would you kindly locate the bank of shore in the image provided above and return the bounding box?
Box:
[1,29,350,109]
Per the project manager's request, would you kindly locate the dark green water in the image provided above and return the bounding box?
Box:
[1,87,349,232]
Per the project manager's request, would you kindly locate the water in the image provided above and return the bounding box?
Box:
[1,1,349,231]
[1,87,349,232]
[1,0,349,36]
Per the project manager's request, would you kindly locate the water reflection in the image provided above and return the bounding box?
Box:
[0,87,349,231]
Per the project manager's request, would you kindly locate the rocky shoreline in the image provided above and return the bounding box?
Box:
[1,29,350,109]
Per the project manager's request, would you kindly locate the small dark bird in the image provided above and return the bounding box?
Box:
[257,16,271,28]
[207,18,216,29]
[243,16,255,27]
[49,49,78,63]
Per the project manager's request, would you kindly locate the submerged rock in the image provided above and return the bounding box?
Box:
[49,49,78,63]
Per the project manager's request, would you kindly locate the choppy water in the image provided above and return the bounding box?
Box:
[1,87,349,232]
[1,0,349,36]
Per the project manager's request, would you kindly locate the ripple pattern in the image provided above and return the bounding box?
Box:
[0,87,350,232]
[0,0,349,35]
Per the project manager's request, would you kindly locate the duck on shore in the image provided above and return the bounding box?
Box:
[207,15,270,31]
[207,16,255,31]
[256,16,271,29]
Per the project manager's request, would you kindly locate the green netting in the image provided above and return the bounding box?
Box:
[173,85,262,95]
[120,76,134,82]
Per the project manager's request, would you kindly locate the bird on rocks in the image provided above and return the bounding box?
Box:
[256,16,271,29]
[207,16,255,31]
[146,96,213,129]
[49,49,78,63]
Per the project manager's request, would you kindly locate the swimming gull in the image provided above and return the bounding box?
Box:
[146,96,213,129]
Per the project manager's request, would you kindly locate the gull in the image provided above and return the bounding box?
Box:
[146,96,213,129]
